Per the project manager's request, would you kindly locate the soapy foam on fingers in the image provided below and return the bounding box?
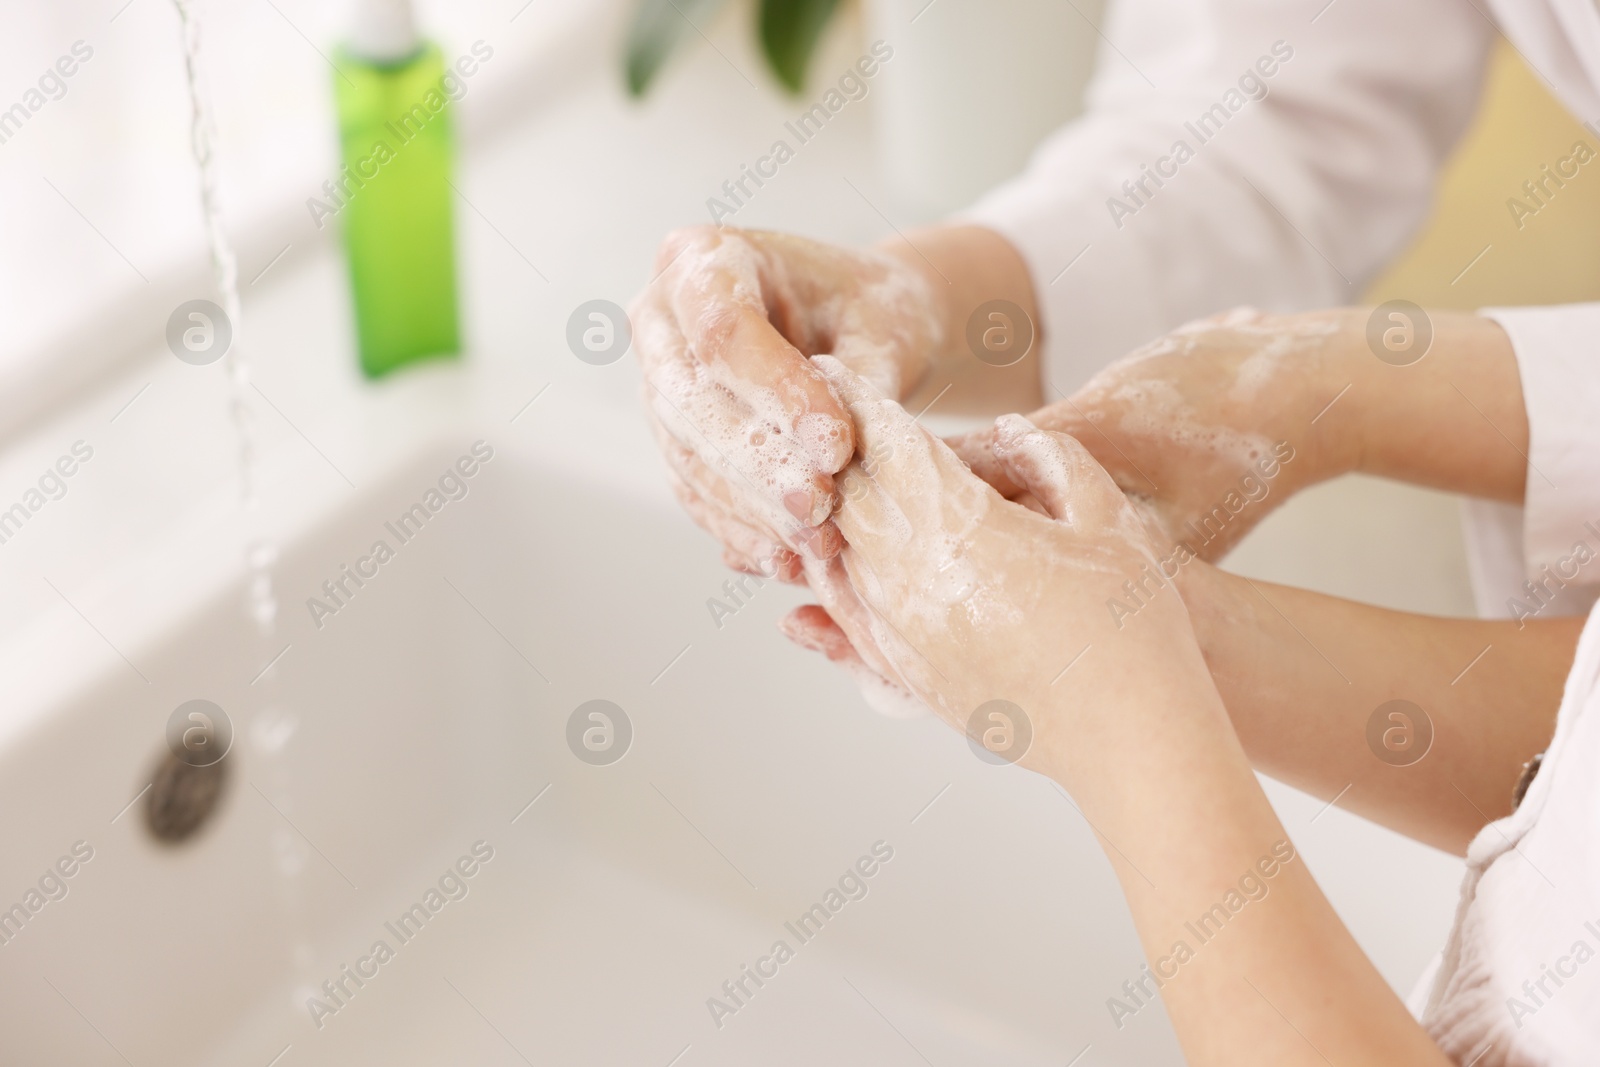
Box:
[649,403,795,565]
[642,234,852,539]
[647,350,836,541]
[815,355,1005,654]
[661,425,788,550]
[664,465,786,572]
[666,235,855,474]
[828,358,994,558]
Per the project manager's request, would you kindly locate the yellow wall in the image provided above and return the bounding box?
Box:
[1366,41,1600,309]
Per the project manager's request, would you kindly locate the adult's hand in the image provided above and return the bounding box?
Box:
[632,226,945,575]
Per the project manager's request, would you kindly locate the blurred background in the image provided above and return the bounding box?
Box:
[0,1,1592,1064]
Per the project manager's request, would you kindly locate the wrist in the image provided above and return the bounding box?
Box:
[1282,307,1371,483]
[1030,638,1241,802]
[1172,558,1252,669]
[874,225,1045,411]
[1340,309,1525,500]
[872,228,963,366]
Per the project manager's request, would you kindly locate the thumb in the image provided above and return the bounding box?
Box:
[943,424,1023,497]
[990,414,1127,532]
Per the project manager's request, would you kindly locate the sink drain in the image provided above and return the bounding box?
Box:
[145,750,229,844]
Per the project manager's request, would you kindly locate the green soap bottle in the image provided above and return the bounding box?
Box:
[333,0,460,378]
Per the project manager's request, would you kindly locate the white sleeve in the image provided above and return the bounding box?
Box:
[1467,305,1600,621]
[960,0,1495,391]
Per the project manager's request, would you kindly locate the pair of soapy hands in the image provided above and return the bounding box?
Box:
[634,226,1350,773]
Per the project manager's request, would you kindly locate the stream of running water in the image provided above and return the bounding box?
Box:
[171,0,315,1009]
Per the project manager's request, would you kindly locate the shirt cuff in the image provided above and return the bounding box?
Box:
[1476,303,1600,613]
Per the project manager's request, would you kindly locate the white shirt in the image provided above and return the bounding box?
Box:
[964,1,1600,1061]
[1412,598,1600,1065]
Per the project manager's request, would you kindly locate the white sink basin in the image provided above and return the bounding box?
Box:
[0,434,1188,1065]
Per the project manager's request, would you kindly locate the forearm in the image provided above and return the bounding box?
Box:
[1181,561,1580,853]
[1322,308,1527,503]
[1048,666,1448,1065]
[876,225,1043,415]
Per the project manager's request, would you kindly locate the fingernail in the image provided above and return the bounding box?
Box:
[775,552,805,583]
[797,521,842,560]
[792,523,829,559]
[784,491,815,523]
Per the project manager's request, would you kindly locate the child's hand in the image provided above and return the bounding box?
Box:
[948,307,1360,560]
[791,357,1213,780]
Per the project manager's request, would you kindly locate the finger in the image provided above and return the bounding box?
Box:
[657,418,844,560]
[749,234,928,399]
[661,228,855,475]
[664,469,778,572]
[722,548,759,575]
[990,414,1127,531]
[922,422,1047,513]
[777,605,926,719]
[637,281,839,530]
[659,438,829,572]
[1036,384,1161,497]
[812,355,982,547]
[772,549,806,584]
[722,547,804,583]
[653,421,784,555]
[777,604,860,663]
[792,520,845,560]
[799,553,905,684]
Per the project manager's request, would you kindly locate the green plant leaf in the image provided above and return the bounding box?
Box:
[758,0,841,93]
[624,0,730,97]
